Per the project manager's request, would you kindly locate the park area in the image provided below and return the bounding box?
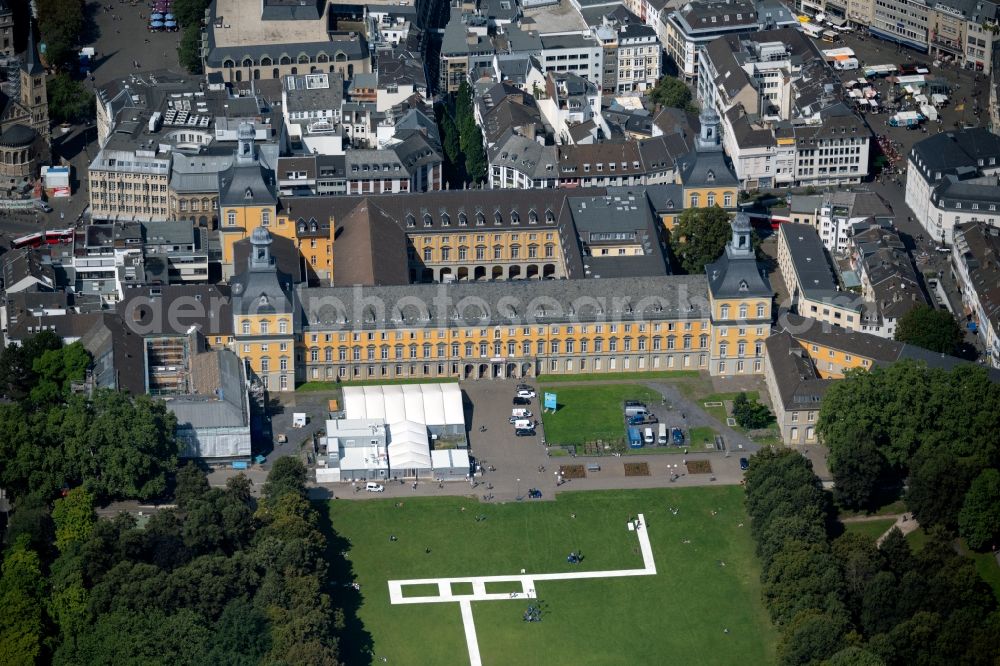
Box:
[323,487,778,665]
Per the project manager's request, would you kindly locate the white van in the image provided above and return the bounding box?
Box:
[511,408,532,420]
[643,427,654,444]
[658,423,668,445]
[365,482,385,493]
[513,418,533,430]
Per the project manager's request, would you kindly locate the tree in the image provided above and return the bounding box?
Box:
[649,75,692,109]
[178,24,203,75]
[905,446,979,530]
[778,609,850,666]
[36,0,85,70]
[668,207,738,274]
[0,331,62,401]
[52,487,96,553]
[824,646,886,666]
[172,0,210,27]
[438,107,461,166]
[732,392,773,429]
[894,305,963,355]
[828,435,885,510]
[47,75,95,125]
[30,342,90,404]
[958,468,1000,550]
[0,537,47,666]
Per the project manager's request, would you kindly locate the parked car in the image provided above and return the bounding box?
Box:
[528,488,543,499]
[366,482,385,492]
[34,200,53,213]
[515,428,537,437]
[739,457,749,471]
[516,388,536,398]
[513,396,531,406]
[671,428,684,445]
[516,384,535,392]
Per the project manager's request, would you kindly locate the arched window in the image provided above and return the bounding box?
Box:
[690,193,700,207]
[720,304,729,319]
[241,320,250,335]
[242,57,253,68]
[260,56,272,66]
[739,304,748,319]
[298,54,310,64]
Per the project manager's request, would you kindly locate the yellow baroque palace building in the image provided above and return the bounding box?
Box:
[229,214,772,390]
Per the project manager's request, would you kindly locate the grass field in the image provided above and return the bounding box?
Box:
[688,426,718,449]
[842,519,897,541]
[539,384,661,445]
[323,487,778,666]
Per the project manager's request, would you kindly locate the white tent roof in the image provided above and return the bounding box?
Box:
[343,383,464,427]
[387,419,432,470]
[431,448,470,471]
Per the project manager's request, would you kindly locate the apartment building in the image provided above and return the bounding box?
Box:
[778,223,866,330]
[282,72,346,156]
[698,28,871,188]
[788,191,895,254]
[588,6,662,93]
[952,221,1000,367]
[662,0,796,83]
[905,128,1000,244]
[849,226,927,338]
[872,0,932,51]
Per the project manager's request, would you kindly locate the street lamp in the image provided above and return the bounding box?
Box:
[516,477,521,499]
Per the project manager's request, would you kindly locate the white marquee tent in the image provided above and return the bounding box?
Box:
[343,383,465,436]
[387,419,433,476]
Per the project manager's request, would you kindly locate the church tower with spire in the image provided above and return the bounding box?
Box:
[20,25,49,142]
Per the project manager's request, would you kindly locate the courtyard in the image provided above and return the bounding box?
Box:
[322,487,778,665]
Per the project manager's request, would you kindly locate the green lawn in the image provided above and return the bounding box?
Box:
[322,487,778,666]
[535,370,701,383]
[696,392,759,425]
[842,519,897,541]
[538,384,661,445]
[688,426,718,449]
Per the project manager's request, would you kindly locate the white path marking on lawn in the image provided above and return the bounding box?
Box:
[459,600,483,666]
[387,514,656,666]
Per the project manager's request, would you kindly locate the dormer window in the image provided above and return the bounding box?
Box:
[260,294,269,306]
[459,212,468,226]
[739,280,749,292]
[529,210,539,224]
[405,213,415,227]
[476,212,486,226]
[423,213,432,227]
[706,170,715,182]
[511,211,520,224]
[310,220,318,232]
[545,209,555,223]
[298,221,306,233]
[494,211,503,225]
[245,187,253,199]
[441,213,450,226]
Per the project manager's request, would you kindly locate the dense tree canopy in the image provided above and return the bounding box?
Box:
[744,447,1000,665]
[893,305,964,355]
[36,0,85,70]
[649,76,693,110]
[0,462,344,665]
[668,207,759,274]
[817,360,1000,513]
[732,392,774,429]
[47,75,95,125]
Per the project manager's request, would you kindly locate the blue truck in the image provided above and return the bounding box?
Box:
[627,426,643,448]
